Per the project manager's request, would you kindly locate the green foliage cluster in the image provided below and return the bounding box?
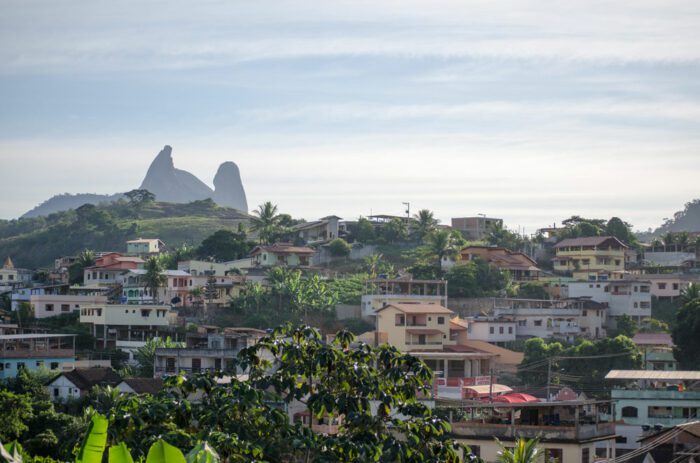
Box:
[328,238,351,257]
[2,326,466,462]
[349,217,409,245]
[194,228,253,263]
[672,283,700,369]
[445,260,513,298]
[0,198,250,268]
[556,216,638,247]
[518,336,642,396]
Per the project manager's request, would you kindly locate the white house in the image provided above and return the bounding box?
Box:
[564,280,652,327]
[47,367,121,402]
[465,317,517,345]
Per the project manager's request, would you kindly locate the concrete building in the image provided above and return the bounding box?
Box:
[605,369,700,455]
[154,328,265,377]
[79,303,179,360]
[0,333,75,379]
[451,216,503,240]
[126,238,166,256]
[553,236,628,281]
[445,400,617,462]
[632,333,678,371]
[564,279,652,327]
[464,317,517,344]
[291,216,341,244]
[84,253,144,285]
[0,256,18,290]
[361,278,447,318]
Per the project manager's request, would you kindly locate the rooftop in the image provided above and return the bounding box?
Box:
[0,333,76,340]
[606,370,700,381]
[554,236,628,249]
[377,302,454,315]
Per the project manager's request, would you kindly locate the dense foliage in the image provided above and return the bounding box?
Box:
[672,283,700,369]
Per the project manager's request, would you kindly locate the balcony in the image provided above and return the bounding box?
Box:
[0,348,74,359]
[450,421,615,441]
[612,389,700,400]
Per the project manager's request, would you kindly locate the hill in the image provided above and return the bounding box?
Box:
[0,198,251,269]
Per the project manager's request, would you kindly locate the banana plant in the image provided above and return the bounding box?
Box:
[0,441,22,463]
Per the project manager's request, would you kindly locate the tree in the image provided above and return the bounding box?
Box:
[639,318,669,333]
[69,248,96,284]
[143,256,167,304]
[205,272,218,306]
[496,437,543,463]
[516,282,550,300]
[614,314,638,338]
[250,201,283,245]
[134,337,181,377]
[673,284,700,369]
[413,209,438,242]
[487,222,525,251]
[0,390,33,442]
[196,229,251,262]
[423,229,463,266]
[381,218,408,244]
[352,217,376,243]
[124,189,156,205]
[328,238,351,257]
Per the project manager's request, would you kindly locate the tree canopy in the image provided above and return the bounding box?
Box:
[673,283,700,369]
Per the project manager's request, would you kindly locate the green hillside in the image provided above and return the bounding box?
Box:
[0,198,251,268]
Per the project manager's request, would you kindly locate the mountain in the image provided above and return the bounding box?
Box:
[0,199,251,269]
[20,145,249,218]
[653,199,700,234]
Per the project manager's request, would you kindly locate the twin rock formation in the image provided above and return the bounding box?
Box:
[22,146,247,218]
[140,145,247,211]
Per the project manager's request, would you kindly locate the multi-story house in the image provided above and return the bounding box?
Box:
[250,243,315,268]
[458,246,542,281]
[291,215,341,244]
[84,253,144,285]
[0,256,19,291]
[79,303,179,361]
[630,273,700,301]
[361,278,447,318]
[154,327,265,377]
[451,216,503,240]
[605,369,700,455]
[464,317,517,345]
[491,298,607,342]
[0,333,75,379]
[444,399,617,463]
[11,283,109,318]
[126,238,166,256]
[553,236,628,281]
[631,333,678,371]
[564,279,651,327]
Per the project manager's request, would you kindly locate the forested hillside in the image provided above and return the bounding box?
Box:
[0,198,250,268]
[654,199,700,234]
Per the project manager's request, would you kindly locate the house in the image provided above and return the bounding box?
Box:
[47,367,121,401]
[0,257,19,290]
[564,279,651,328]
[444,399,617,462]
[634,420,700,463]
[0,333,76,379]
[605,369,700,456]
[451,217,503,240]
[116,377,164,395]
[631,273,700,301]
[291,216,341,244]
[250,243,315,268]
[79,303,179,361]
[450,339,524,374]
[632,332,678,371]
[553,236,628,280]
[154,327,265,377]
[458,246,542,281]
[126,238,166,256]
[10,284,108,318]
[462,317,517,345]
[84,253,144,285]
[361,277,448,318]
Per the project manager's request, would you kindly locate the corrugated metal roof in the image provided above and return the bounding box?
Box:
[605,370,700,380]
[378,303,454,314]
[0,333,76,340]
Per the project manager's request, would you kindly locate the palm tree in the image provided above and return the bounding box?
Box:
[662,231,676,248]
[496,437,544,463]
[681,283,700,306]
[251,201,282,245]
[143,256,167,304]
[77,249,96,269]
[413,209,438,242]
[425,229,462,266]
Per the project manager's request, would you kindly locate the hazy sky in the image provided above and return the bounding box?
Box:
[1,0,699,232]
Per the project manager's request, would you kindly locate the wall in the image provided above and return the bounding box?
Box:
[375,306,453,351]
[335,304,362,320]
[0,356,72,380]
[31,294,108,319]
[47,375,81,401]
[312,244,378,266]
[448,298,496,317]
[467,321,517,343]
[80,304,176,327]
[455,439,609,463]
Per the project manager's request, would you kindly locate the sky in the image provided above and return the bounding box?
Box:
[1,0,699,233]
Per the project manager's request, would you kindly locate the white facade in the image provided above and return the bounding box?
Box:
[466,319,517,343]
[493,307,583,342]
[48,375,82,401]
[30,294,108,318]
[80,304,176,327]
[565,280,651,325]
[361,294,447,318]
[642,250,696,267]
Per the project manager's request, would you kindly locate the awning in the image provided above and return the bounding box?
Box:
[492,393,539,403]
[605,370,700,381]
[464,384,513,396]
[406,329,443,335]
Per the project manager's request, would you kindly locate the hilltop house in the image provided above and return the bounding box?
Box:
[361,277,448,318]
[291,216,341,244]
[0,257,19,291]
[458,246,542,281]
[84,253,144,285]
[553,236,628,281]
[250,243,315,268]
[47,367,121,401]
[451,217,503,240]
[126,238,166,256]
[564,279,651,327]
[0,333,76,379]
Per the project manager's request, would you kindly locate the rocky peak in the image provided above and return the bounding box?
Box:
[213,161,248,212]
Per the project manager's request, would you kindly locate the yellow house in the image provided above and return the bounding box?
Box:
[375,302,456,352]
[553,236,628,280]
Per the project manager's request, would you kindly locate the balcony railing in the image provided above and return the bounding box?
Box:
[0,348,74,359]
[450,421,615,441]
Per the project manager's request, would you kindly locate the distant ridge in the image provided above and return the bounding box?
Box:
[21,145,248,218]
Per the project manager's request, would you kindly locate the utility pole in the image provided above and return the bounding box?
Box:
[546,357,552,402]
[402,202,410,235]
[489,367,494,403]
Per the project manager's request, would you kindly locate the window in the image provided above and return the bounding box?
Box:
[468,445,480,458]
[518,320,526,326]
[61,304,70,312]
[395,314,405,326]
[50,362,59,369]
[582,448,590,463]
[640,286,650,293]
[615,260,621,266]
[36,361,43,367]
[17,362,25,370]
[534,320,543,326]
[546,448,563,462]
[508,327,513,334]
[634,302,638,308]
[489,327,495,334]
[0,363,3,371]
[53,388,59,397]
[437,316,445,325]
[191,358,201,373]
[499,327,504,334]
[621,406,638,418]
[45,304,54,312]
[166,358,176,373]
[681,408,698,419]
[673,283,679,290]
[582,310,587,316]
[658,283,666,290]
